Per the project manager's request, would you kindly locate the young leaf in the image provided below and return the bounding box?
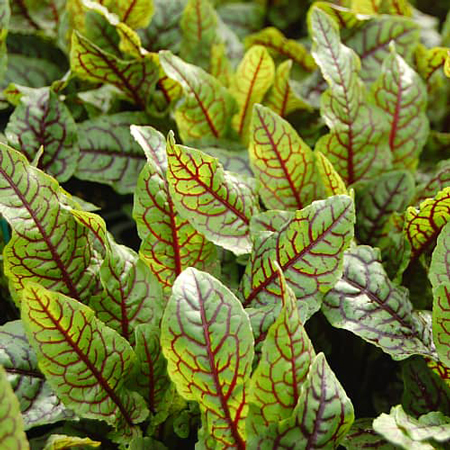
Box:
[166,133,260,255]
[217,3,264,39]
[341,418,395,450]
[247,266,315,428]
[310,7,391,185]
[244,27,316,73]
[70,32,158,109]
[21,283,148,434]
[315,151,348,197]
[249,104,321,210]
[76,112,149,194]
[356,170,415,245]
[0,320,75,429]
[161,268,253,448]
[130,324,173,416]
[371,45,429,170]
[5,87,78,182]
[241,195,355,322]
[405,187,450,260]
[159,51,236,142]
[432,284,450,369]
[322,246,437,360]
[0,365,29,450]
[133,128,217,291]
[263,60,310,117]
[373,405,450,449]
[179,0,218,70]
[230,45,275,143]
[0,144,101,302]
[42,434,100,450]
[99,0,154,29]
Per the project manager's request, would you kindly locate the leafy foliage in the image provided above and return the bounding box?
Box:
[0,0,449,448]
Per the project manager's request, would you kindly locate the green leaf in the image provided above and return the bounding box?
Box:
[202,146,253,178]
[241,195,354,322]
[217,3,264,40]
[402,357,450,417]
[0,320,75,429]
[250,209,295,235]
[309,7,391,185]
[5,88,78,182]
[166,133,260,255]
[432,285,450,369]
[138,0,186,53]
[322,246,437,360]
[72,210,164,343]
[3,54,63,88]
[315,151,348,197]
[373,405,450,449]
[161,268,253,448]
[133,128,217,292]
[244,27,316,73]
[415,160,450,204]
[97,0,154,30]
[130,324,173,417]
[76,112,149,194]
[356,170,415,245]
[0,144,101,303]
[341,418,396,449]
[21,283,148,434]
[42,434,100,450]
[70,32,159,109]
[344,15,420,84]
[370,45,429,170]
[179,0,219,70]
[230,45,275,143]
[249,104,321,210]
[159,51,236,143]
[430,221,450,291]
[0,0,9,84]
[405,187,450,260]
[247,266,315,428]
[0,364,29,450]
[249,353,354,448]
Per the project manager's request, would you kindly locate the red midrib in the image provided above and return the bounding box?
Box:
[238,53,265,135]
[196,278,246,449]
[389,63,402,157]
[0,167,81,301]
[122,0,138,24]
[243,203,350,306]
[164,58,219,138]
[34,290,134,427]
[256,107,303,209]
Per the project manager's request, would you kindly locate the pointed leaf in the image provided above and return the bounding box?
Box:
[230,45,275,143]
[315,151,348,197]
[21,283,148,434]
[0,320,75,429]
[0,144,100,302]
[402,357,450,417]
[405,187,450,260]
[248,266,315,428]
[0,365,29,450]
[100,0,154,29]
[241,195,355,322]
[310,7,391,185]
[249,104,321,210]
[371,46,429,170]
[70,32,159,109]
[430,221,450,291]
[166,133,260,255]
[130,324,173,416]
[76,112,149,194]
[133,129,217,291]
[179,0,219,70]
[344,15,420,84]
[159,51,236,142]
[356,170,415,245]
[264,60,311,117]
[161,268,253,448]
[244,27,316,73]
[5,88,78,182]
[322,246,436,360]
[42,434,100,450]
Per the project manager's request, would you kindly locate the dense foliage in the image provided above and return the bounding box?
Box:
[0,0,449,448]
